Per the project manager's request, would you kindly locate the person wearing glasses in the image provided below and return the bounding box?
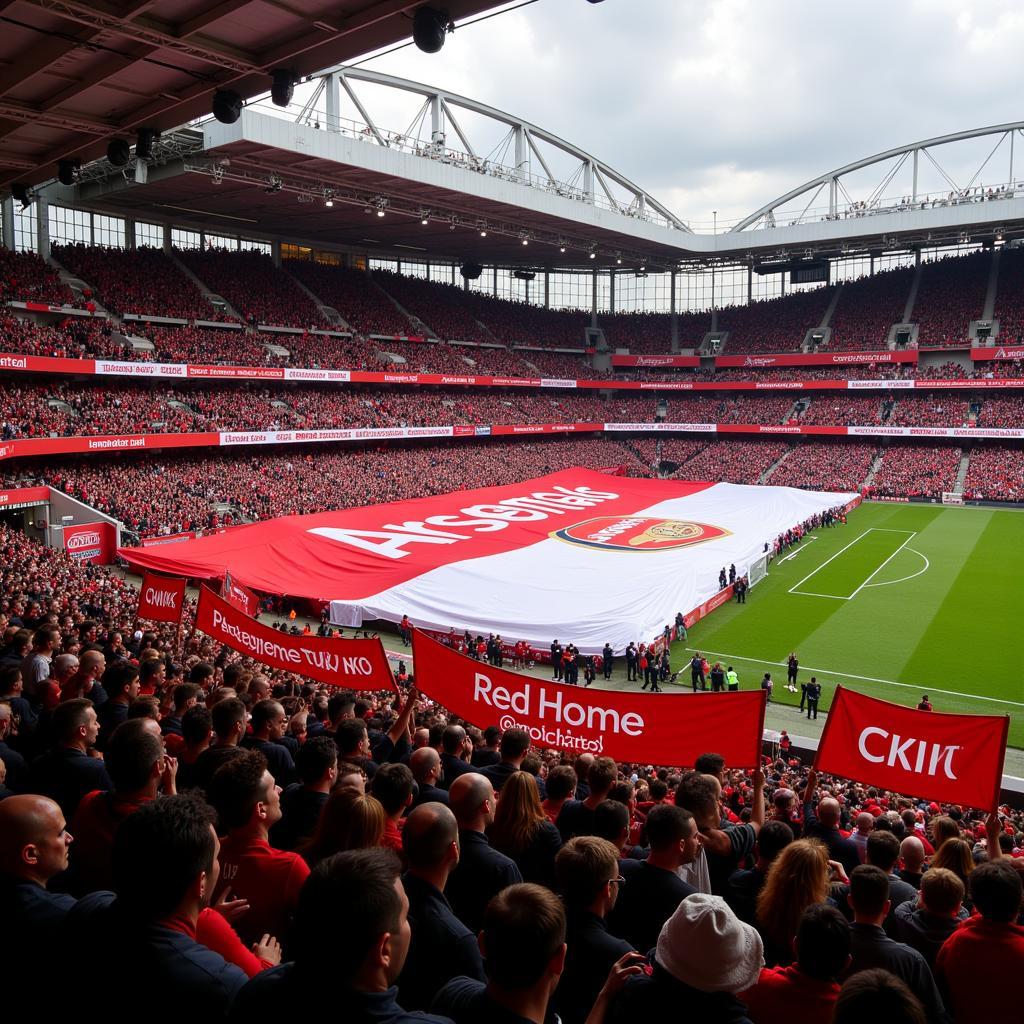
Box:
[553,836,635,1024]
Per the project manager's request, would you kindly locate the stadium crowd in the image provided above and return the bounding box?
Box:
[767,444,879,493]
[0,510,1020,1023]
[52,244,223,322]
[867,446,963,500]
[913,253,990,349]
[963,445,1024,502]
[0,247,75,306]
[826,266,915,351]
[718,288,838,353]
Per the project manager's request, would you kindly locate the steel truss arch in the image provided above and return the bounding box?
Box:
[731,122,1024,233]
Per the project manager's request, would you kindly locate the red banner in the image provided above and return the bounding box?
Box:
[610,354,702,368]
[971,345,1024,362]
[194,586,395,690]
[222,571,259,617]
[715,351,918,367]
[814,687,1008,810]
[137,572,187,623]
[0,485,50,507]
[63,521,117,565]
[411,631,766,766]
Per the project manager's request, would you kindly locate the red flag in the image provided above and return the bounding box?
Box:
[814,686,1008,810]
[137,572,187,624]
[411,630,766,767]
[195,587,395,691]
[222,570,258,617]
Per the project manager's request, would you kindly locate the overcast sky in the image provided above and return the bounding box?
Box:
[325,0,1024,228]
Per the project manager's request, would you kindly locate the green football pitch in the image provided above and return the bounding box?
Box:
[673,501,1024,748]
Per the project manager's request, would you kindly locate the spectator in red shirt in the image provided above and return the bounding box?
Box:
[935,855,1024,1022]
[206,748,310,946]
[741,903,851,1024]
[373,761,414,853]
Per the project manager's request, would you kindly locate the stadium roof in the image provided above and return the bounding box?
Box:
[0,0,501,190]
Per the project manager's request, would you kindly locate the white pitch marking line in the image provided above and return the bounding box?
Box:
[789,591,850,601]
[778,536,818,563]
[684,648,1024,708]
[861,548,930,589]
[848,531,918,599]
[788,530,876,595]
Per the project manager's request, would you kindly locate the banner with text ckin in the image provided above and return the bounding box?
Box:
[412,631,766,766]
[137,571,187,624]
[195,587,395,691]
[814,686,1009,810]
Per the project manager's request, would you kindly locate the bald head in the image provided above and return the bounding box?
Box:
[448,772,494,831]
[818,796,842,827]
[410,746,441,785]
[901,835,926,872]
[403,802,459,871]
[856,812,875,834]
[0,795,72,883]
[80,650,106,677]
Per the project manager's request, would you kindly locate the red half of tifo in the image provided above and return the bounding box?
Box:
[120,468,856,654]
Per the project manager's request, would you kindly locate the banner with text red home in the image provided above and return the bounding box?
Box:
[136,572,187,624]
[411,631,767,766]
[813,686,1008,810]
[194,587,396,691]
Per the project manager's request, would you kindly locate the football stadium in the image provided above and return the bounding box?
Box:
[1,3,1023,1020]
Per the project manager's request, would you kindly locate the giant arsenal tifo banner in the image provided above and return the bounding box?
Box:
[121,470,856,655]
[814,687,1009,810]
[194,587,395,690]
[413,631,766,765]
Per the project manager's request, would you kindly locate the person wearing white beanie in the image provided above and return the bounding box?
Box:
[607,893,764,1024]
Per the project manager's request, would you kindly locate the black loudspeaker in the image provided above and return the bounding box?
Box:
[413,6,449,53]
[460,261,483,280]
[271,70,296,107]
[213,90,243,124]
[107,139,131,167]
[57,159,79,186]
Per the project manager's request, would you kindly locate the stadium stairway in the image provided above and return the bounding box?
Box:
[901,258,925,324]
[982,246,1001,321]
[286,268,350,330]
[954,451,971,492]
[862,452,884,489]
[371,276,435,338]
[167,250,246,322]
[47,254,115,319]
[758,446,793,484]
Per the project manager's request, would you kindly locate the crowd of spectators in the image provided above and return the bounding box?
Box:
[974,397,1024,428]
[175,249,324,329]
[887,398,970,428]
[0,246,75,306]
[913,252,991,348]
[0,315,123,359]
[139,327,280,366]
[718,287,837,353]
[798,397,885,427]
[52,244,222,322]
[962,445,1024,501]
[991,248,1024,344]
[600,310,709,352]
[768,444,878,493]
[667,440,790,484]
[868,446,962,499]
[827,266,915,351]
[3,510,1018,1021]
[285,262,417,338]
[373,272,493,343]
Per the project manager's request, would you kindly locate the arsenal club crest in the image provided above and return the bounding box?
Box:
[552,516,731,551]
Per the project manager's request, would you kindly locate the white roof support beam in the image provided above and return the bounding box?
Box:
[338,72,387,147]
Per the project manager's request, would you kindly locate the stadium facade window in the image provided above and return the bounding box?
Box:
[240,239,271,255]
[135,221,163,249]
[13,205,36,252]
[615,271,674,313]
[281,243,311,261]
[429,262,453,284]
[549,270,604,312]
[313,249,341,266]
[369,258,398,273]
[921,242,982,263]
[205,233,238,250]
[171,228,201,250]
[93,215,125,249]
[877,252,915,272]
[49,205,91,245]
[400,259,428,279]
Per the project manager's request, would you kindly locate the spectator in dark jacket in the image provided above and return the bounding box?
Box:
[890,867,966,967]
[553,836,634,1024]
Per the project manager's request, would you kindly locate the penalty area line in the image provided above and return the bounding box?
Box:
[683,648,1024,708]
